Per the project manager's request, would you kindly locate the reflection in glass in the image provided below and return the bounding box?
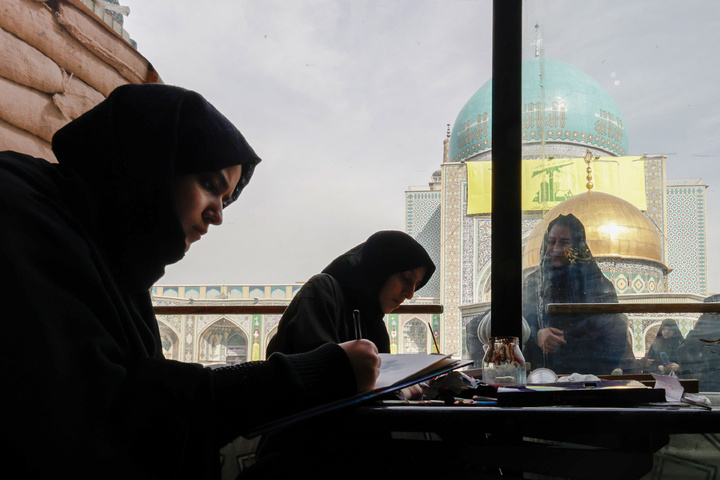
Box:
[642,319,684,375]
[679,296,720,391]
[522,213,629,375]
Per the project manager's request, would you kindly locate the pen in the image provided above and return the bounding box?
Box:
[353,309,362,339]
[428,321,440,353]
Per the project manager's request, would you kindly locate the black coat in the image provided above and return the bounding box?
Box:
[254,231,435,479]
[0,85,354,479]
[268,230,436,356]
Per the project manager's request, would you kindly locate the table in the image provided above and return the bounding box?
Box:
[339,403,720,479]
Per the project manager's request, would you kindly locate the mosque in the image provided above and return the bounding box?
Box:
[152,55,708,371]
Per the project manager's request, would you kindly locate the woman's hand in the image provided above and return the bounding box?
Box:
[537,327,567,354]
[659,362,680,373]
[339,339,381,393]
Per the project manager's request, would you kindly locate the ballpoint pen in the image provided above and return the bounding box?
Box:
[353,309,362,339]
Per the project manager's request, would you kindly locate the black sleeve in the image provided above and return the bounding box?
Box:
[211,343,356,445]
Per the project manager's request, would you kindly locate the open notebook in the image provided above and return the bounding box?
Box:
[245,353,471,438]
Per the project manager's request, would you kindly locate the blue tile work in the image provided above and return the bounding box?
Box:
[643,158,667,261]
[405,190,442,298]
[599,260,666,294]
[666,185,708,295]
[270,287,286,299]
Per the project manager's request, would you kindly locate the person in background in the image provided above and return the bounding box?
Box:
[642,319,686,375]
[522,213,629,375]
[679,295,720,390]
[267,230,436,356]
[0,84,380,480]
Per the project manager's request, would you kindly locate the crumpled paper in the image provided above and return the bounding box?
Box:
[652,373,712,408]
[557,372,602,383]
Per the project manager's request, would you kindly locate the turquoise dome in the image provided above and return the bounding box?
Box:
[449,58,628,162]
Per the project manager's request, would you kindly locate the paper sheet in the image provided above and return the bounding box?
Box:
[652,373,684,402]
[375,353,454,389]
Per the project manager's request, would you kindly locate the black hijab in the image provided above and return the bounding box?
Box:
[647,318,683,360]
[52,84,261,291]
[322,230,436,318]
[536,213,616,306]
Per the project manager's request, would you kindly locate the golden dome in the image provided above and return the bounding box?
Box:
[523,191,663,270]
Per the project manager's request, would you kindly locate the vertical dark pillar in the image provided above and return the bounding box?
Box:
[490,0,523,342]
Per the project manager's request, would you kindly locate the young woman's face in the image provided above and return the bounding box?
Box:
[173,165,243,252]
[378,267,427,314]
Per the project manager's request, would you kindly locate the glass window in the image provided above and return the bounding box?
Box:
[508,1,719,390]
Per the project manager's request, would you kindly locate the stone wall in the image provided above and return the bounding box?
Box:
[0,0,158,161]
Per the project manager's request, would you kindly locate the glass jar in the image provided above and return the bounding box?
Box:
[482,336,527,385]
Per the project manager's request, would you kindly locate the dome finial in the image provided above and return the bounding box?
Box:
[533,23,544,58]
[584,149,596,191]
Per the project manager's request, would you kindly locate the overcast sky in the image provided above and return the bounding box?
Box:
[119,1,720,292]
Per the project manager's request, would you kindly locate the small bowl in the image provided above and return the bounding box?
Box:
[527,368,558,384]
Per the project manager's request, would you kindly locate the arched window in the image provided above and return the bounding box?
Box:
[402,318,427,353]
[198,318,248,366]
[158,323,180,360]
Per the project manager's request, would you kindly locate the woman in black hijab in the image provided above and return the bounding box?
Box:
[249,231,435,479]
[522,213,629,375]
[643,319,686,375]
[267,230,436,355]
[0,84,379,479]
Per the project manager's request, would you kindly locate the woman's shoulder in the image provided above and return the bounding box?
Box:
[305,273,344,292]
[288,273,345,305]
[305,272,339,286]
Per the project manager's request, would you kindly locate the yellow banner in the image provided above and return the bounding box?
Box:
[467,156,646,214]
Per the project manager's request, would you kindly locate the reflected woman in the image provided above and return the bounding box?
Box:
[522,214,629,375]
[643,319,685,375]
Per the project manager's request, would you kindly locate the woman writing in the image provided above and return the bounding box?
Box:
[248,230,435,479]
[0,84,380,479]
[267,230,436,355]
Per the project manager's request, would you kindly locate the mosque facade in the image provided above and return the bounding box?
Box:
[151,57,708,368]
[405,57,709,365]
[151,284,440,365]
